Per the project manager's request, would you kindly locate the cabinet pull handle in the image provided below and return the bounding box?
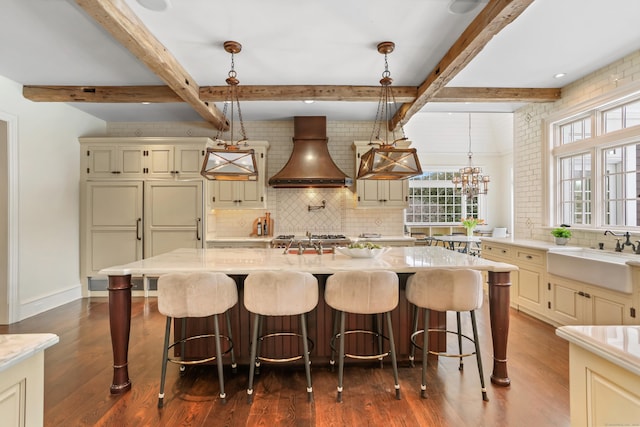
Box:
[584,292,591,299]
[196,218,201,241]
[136,218,142,240]
[501,249,507,254]
[526,255,533,259]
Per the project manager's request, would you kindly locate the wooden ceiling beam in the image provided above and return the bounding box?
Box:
[23,85,182,103]
[390,0,535,130]
[432,87,561,103]
[200,85,417,102]
[74,0,229,130]
[23,84,559,104]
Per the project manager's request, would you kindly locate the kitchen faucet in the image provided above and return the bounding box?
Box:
[604,230,636,252]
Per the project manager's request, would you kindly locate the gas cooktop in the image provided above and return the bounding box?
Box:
[271,234,351,246]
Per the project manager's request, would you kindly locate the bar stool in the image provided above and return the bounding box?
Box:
[325,270,401,402]
[157,272,238,407]
[243,271,319,404]
[406,268,489,401]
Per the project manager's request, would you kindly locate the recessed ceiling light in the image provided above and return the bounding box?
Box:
[141,102,151,105]
[136,0,171,12]
[448,0,481,15]
[554,73,567,79]
[303,100,315,104]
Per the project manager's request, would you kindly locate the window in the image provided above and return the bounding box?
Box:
[405,171,478,225]
[560,116,592,144]
[551,92,640,229]
[603,99,640,133]
[558,153,592,225]
[604,143,639,226]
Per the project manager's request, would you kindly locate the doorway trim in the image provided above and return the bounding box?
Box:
[0,110,19,324]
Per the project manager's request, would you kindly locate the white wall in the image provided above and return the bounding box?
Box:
[405,112,514,230]
[0,74,105,321]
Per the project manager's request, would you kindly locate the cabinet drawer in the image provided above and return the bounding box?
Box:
[515,249,545,267]
[481,243,512,260]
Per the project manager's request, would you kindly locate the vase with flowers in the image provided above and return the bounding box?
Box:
[461,217,484,236]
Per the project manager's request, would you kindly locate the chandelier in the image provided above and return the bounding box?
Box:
[356,42,422,180]
[452,113,489,199]
[200,41,258,181]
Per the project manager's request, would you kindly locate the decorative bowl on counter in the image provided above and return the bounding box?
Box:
[336,245,390,259]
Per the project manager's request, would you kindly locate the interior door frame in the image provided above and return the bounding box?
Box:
[0,111,19,324]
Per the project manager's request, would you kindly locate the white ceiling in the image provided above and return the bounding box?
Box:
[1,0,639,123]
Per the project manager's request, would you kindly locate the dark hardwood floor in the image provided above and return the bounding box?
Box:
[0,296,570,426]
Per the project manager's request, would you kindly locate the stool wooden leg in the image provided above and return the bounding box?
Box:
[456,311,464,370]
[247,313,261,404]
[158,316,172,408]
[337,310,346,403]
[213,314,227,403]
[385,311,401,400]
[300,313,314,402]
[225,310,237,373]
[409,304,419,368]
[421,308,429,399]
[470,310,489,402]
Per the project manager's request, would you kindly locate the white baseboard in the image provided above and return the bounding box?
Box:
[19,285,82,321]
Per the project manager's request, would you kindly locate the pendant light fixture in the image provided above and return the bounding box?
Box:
[356,42,422,180]
[452,113,489,200]
[200,41,258,181]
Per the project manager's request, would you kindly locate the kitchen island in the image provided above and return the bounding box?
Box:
[101,246,517,394]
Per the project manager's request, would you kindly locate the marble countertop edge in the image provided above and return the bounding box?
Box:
[0,333,59,372]
[556,325,640,376]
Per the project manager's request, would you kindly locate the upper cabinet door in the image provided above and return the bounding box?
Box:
[174,146,205,178]
[84,145,145,178]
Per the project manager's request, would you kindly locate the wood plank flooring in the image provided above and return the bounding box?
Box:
[0,296,570,426]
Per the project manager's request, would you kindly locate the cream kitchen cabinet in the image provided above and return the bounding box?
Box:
[81,180,203,294]
[145,144,205,179]
[512,246,547,316]
[548,273,637,325]
[83,143,146,178]
[80,137,210,179]
[480,241,519,309]
[353,141,409,208]
[481,241,548,317]
[207,141,268,209]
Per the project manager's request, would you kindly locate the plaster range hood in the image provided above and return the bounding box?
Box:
[268,116,353,188]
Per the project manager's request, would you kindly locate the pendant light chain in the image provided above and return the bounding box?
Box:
[215,49,247,145]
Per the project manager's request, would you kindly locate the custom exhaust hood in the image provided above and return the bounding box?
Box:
[268,116,353,188]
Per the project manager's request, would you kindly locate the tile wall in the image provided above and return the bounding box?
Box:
[107,119,407,238]
[514,50,640,249]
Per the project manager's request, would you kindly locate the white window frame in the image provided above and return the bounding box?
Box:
[545,82,640,231]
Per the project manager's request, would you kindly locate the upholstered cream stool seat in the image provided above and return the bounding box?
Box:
[325,270,401,402]
[244,271,319,404]
[157,272,238,407]
[406,268,489,401]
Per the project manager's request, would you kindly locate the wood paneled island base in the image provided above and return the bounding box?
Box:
[102,246,515,394]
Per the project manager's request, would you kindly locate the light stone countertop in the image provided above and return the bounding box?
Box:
[100,246,517,277]
[0,333,59,372]
[556,325,640,376]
